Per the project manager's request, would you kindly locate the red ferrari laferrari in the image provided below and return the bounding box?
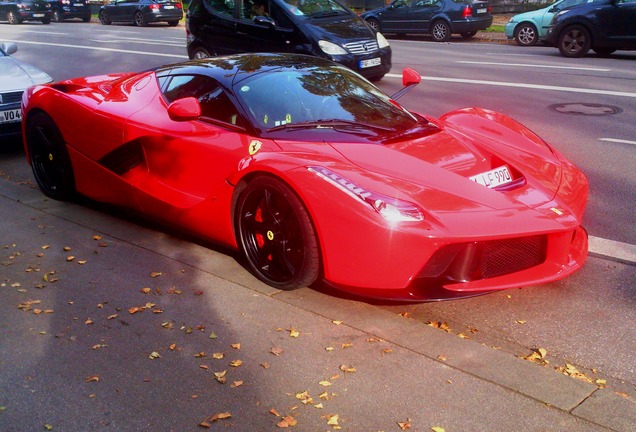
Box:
[22,54,588,301]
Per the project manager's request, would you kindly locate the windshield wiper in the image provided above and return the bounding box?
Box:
[310,10,345,17]
[267,119,393,133]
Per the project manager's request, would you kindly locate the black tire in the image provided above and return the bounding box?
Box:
[99,10,111,25]
[593,47,616,56]
[514,23,538,46]
[190,46,213,59]
[167,20,179,26]
[235,176,320,290]
[26,112,76,201]
[82,15,91,22]
[52,10,61,22]
[460,30,477,39]
[558,24,591,58]
[431,20,451,42]
[42,17,51,24]
[134,11,147,27]
[366,18,381,33]
[7,10,21,24]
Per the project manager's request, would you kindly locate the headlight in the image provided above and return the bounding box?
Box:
[308,166,424,223]
[318,40,348,55]
[377,32,390,49]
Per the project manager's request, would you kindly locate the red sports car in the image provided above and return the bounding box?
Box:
[22,54,588,301]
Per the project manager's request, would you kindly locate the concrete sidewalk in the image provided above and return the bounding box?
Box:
[1,176,634,431]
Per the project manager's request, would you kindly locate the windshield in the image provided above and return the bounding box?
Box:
[279,0,350,17]
[234,65,419,139]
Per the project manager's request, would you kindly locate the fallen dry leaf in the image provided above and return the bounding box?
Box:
[84,375,100,382]
[148,351,161,360]
[270,346,284,356]
[150,272,163,278]
[229,360,243,367]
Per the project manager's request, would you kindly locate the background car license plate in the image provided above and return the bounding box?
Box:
[469,166,512,188]
[0,109,21,124]
[476,7,487,13]
[164,5,174,8]
[33,13,45,17]
[359,58,381,69]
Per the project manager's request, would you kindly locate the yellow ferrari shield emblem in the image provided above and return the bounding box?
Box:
[249,140,262,156]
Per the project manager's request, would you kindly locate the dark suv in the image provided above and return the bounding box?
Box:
[545,0,636,57]
[186,0,392,81]
[50,0,91,22]
[0,0,52,24]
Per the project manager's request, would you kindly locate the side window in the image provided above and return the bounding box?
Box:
[268,1,294,28]
[203,0,235,17]
[241,0,270,20]
[163,75,245,128]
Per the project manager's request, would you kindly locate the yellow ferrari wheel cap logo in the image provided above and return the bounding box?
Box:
[48,153,53,161]
[249,140,262,156]
[267,230,274,241]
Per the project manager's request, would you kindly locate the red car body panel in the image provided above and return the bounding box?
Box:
[22,55,588,301]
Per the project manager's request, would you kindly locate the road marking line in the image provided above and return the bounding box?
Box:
[386,74,636,99]
[1,39,189,59]
[589,236,636,263]
[90,39,183,47]
[456,61,610,72]
[599,138,636,146]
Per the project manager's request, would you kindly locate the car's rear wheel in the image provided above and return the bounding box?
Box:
[82,15,91,22]
[235,176,320,290]
[42,17,51,24]
[190,46,213,59]
[134,11,147,27]
[514,23,538,46]
[7,11,21,24]
[558,24,591,58]
[460,30,477,39]
[366,18,381,32]
[52,10,61,22]
[99,10,111,25]
[26,112,76,201]
[167,20,179,26]
[431,20,451,42]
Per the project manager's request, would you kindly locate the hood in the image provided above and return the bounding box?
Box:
[328,127,562,212]
[0,57,52,93]
[301,16,374,43]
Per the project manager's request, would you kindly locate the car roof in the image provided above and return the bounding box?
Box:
[154,53,337,88]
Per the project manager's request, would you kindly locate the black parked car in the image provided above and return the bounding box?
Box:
[186,0,392,81]
[545,0,636,57]
[360,0,492,41]
[99,0,183,27]
[50,0,91,22]
[0,0,52,24]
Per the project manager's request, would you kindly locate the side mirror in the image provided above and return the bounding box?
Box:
[548,6,558,12]
[1,42,18,56]
[254,15,276,28]
[167,97,201,121]
[391,68,421,100]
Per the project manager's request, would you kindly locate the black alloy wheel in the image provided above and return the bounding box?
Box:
[52,10,61,21]
[558,25,591,58]
[514,23,538,46]
[26,112,76,201]
[7,10,21,24]
[134,10,147,27]
[99,10,111,24]
[191,46,213,59]
[366,18,381,32]
[431,20,451,42]
[235,176,320,290]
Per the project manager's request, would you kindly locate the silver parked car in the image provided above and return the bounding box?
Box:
[1,42,52,140]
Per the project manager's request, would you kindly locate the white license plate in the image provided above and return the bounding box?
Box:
[74,3,84,6]
[469,166,513,189]
[476,7,487,13]
[164,5,174,8]
[359,58,381,69]
[33,13,45,17]
[0,108,21,124]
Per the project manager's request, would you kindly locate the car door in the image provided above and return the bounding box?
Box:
[234,0,298,53]
[376,0,412,33]
[409,0,442,33]
[111,0,138,21]
[613,0,636,45]
[191,0,244,54]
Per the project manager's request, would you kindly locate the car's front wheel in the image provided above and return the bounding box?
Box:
[235,176,320,290]
[190,46,213,59]
[26,112,76,201]
[134,11,147,27]
[99,10,111,25]
[558,24,591,57]
[431,20,451,42]
[514,23,538,46]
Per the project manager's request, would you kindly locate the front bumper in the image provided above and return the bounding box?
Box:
[326,47,392,80]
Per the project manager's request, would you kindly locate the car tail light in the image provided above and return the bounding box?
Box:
[488,5,492,13]
[462,5,472,18]
[149,4,160,10]
[18,3,27,8]
[176,3,182,8]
